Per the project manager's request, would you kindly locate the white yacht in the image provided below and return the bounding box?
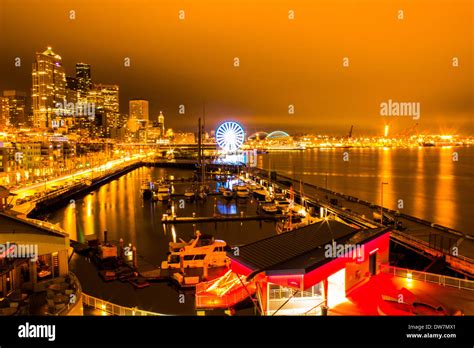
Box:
[162,231,229,270]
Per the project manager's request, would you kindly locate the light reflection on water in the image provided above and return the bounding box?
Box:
[49,167,277,266]
[259,147,472,232]
[49,147,472,259]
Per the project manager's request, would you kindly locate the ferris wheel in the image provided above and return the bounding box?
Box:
[215,121,245,153]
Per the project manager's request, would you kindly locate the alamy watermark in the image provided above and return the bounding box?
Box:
[0,242,38,261]
[18,322,55,341]
[54,101,95,119]
[380,99,420,120]
[324,241,365,262]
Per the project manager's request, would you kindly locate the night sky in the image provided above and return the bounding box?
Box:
[0,0,472,135]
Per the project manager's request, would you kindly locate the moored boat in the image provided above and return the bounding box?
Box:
[157,185,170,201]
[141,180,153,199]
[223,189,234,200]
[162,231,230,270]
[261,202,278,214]
[184,188,195,200]
[274,198,291,213]
[235,185,250,199]
[253,188,268,201]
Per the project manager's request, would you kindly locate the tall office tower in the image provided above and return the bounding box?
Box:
[31,46,66,128]
[157,111,165,135]
[84,88,104,136]
[65,77,79,105]
[0,97,9,128]
[3,91,27,127]
[129,99,149,121]
[94,84,119,137]
[117,113,128,128]
[76,63,92,100]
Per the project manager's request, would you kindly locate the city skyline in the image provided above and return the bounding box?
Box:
[0,0,472,135]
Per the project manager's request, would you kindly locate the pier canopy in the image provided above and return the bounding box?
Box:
[266,131,290,140]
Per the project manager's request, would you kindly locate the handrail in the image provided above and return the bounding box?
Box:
[392,231,474,264]
[380,264,474,291]
[81,292,169,316]
[303,299,327,315]
[271,289,300,316]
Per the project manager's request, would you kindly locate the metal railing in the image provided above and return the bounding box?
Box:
[81,293,168,316]
[380,264,474,291]
[303,299,327,315]
[392,230,474,265]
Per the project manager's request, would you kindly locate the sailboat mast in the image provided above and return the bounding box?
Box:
[198,117,202,182]
[201,104,206,183]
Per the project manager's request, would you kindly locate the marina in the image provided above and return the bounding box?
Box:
[1,1,472,345]
[5,146,467,316]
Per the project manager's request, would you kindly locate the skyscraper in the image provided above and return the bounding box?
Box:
[76,63,92,97]
[31,47,66,128]
[158,111,165,135]
[85,88,105,137]
[3,90,27,127]
[0,97,9,128]
[65,77,79,105]
[129,99,149,121]
[95,84,119,137]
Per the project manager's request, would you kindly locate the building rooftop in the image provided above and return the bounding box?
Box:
[41,46,61,60]
[0,212,67,239]
[228,220,388,275]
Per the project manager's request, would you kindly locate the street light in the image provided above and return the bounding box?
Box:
[380,182,388,224]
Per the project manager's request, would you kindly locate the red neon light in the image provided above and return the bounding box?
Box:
[229,258,254,276]
[303,232,390,288]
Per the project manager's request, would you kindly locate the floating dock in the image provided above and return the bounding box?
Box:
[162,214,282,224]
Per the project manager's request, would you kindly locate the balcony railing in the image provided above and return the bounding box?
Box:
[380,264,474,291]
[81,293,168,316]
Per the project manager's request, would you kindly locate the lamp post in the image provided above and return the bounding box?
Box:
[380,182,388,224]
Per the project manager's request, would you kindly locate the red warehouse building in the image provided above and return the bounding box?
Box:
[196,220,390,315]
